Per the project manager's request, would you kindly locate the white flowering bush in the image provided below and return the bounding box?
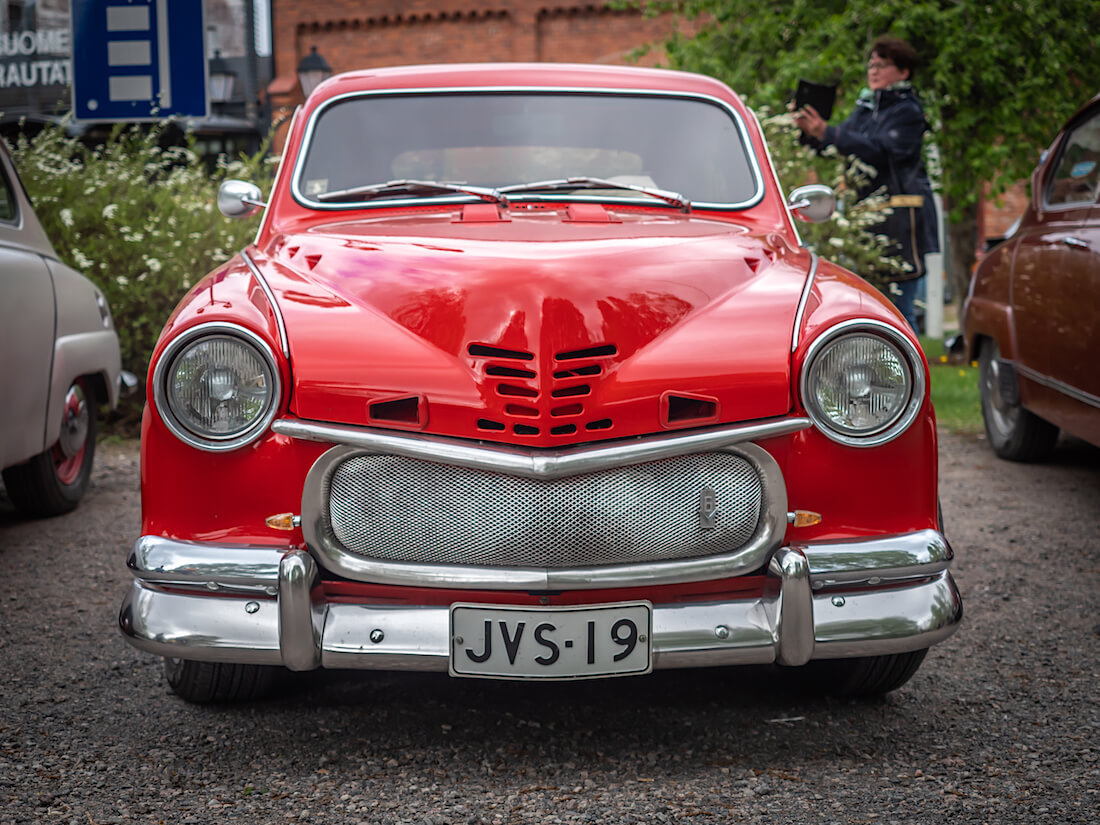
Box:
[759,108,908,287]
[9,123,274,429]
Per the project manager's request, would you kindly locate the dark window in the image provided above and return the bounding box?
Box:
[0,163,18,223]
[1046,107,1100,208]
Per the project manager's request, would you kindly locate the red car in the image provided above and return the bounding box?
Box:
[963,93,1100,460]
[119,63,961,702]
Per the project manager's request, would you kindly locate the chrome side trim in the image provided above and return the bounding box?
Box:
[301,442,789,590]
[290,85,766,213]
[1014,362,1100,410]
[242,249,290,359]
[273,417,811,479]
[799,529,953,589]
[790,251,818,353]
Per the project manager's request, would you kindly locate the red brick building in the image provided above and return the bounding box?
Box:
[266,1,700,123]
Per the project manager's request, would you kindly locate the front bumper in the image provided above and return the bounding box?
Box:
[119,530,961,673]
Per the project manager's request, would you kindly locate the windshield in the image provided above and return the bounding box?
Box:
[294,91,761,209]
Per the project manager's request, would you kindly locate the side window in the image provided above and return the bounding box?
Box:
[0,164,17,222]
[1046,108,1100,207]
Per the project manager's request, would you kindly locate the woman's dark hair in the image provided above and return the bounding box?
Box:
[870,36,920,79]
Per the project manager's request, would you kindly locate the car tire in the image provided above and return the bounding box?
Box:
[163,658,278,703]
[978,340,1058,461]
[2,379,97,518]
[797,649,928,698]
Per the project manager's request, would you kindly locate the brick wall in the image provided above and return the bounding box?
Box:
[268,2,700,112]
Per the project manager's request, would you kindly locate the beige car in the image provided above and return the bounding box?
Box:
[0,144,130,517]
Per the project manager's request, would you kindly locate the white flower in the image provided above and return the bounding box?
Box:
[116,275,130,287]
[828,237,845,248]
[59,208,73,227]
[144,256,162,273]
[102,204,118,220]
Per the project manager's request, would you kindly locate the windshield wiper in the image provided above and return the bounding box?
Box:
[315,179,508,205]
[499,176,691,213]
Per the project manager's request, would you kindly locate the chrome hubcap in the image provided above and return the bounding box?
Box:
[984,350,1017,437]
[58,383,90,458]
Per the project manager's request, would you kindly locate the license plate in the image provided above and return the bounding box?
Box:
[449,602,653,680]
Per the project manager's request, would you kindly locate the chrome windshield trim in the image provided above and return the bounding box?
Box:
[791,250,818,353]
[290,86,766,213]
[1014,362,1100,410]
[273,417,810,479]
[241,249,290,359]
[300,442,789,590]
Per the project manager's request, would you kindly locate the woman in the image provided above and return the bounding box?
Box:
[792,36,939,333]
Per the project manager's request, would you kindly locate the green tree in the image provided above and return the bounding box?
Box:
[652,0,1100,300]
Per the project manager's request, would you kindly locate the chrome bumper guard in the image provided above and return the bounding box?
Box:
[119,530,961,671]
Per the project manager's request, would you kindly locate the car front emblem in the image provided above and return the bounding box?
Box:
[699,486,718,530]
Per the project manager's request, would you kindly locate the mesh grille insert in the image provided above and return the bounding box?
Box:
[326,452,763,569]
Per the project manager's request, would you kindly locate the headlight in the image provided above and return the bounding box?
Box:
[800,320,925,447]
[153,323,281,451]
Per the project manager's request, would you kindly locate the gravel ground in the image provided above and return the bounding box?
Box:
[1,431,1098,825]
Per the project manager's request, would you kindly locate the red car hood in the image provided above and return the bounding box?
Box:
[254,208,809,445]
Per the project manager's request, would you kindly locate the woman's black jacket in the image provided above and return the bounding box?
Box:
[805,86,940,279]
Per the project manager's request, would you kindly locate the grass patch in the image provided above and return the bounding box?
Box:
[920,336,983,435]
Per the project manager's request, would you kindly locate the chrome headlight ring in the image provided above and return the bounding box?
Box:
[152,322,282,452]
[799,319,926,448]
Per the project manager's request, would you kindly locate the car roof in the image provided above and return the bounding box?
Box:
[305,62,742,107]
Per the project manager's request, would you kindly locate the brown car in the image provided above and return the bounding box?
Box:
[963,93,1100,460]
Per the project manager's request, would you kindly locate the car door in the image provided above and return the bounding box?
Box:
[1012,104,1100,421]
[0,155,56,470]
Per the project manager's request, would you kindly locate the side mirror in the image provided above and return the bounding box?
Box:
[217,179,266,219]
[788,184,836,223]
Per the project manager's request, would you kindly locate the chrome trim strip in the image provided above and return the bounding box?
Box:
[798,318,927,448]
[791,251,818,353]
[799,529,953,588]
[119,557,961,670]
[242,250,291,359]
[1014,362,1100,410]
[273,417,811,479]
[301,442,788,590]
[151,322,283,453]
[290,85,766,213]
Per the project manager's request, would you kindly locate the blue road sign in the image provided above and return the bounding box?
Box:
[70,0,208,121]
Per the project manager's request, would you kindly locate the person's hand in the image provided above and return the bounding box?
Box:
[791,104,827,141]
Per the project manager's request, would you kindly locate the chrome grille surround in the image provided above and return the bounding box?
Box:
[300,437,789,590]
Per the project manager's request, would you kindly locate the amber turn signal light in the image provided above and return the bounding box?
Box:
[265,513,301,531]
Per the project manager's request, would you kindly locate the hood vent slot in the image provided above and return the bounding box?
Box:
[487,365,536,379]
[663,392,720,427]
[554,364,601,379]
[368,395,426,428]
[557,344,616,360]
[469,343,534,361]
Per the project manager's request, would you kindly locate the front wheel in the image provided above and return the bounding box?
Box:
[796,649,928,697]
[978,340,1058,461]
[2,379,97,518]
[163,658,278,703]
